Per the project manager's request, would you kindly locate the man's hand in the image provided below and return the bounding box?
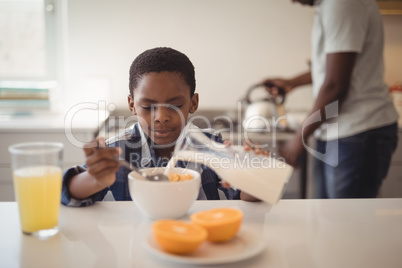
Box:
[261,78,294,97]
[278,131,305,168]
[261,72,312,97]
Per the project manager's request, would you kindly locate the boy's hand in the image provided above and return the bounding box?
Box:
[220,140,266,202]
[220,140,270,189]
[220,140,233,189]
[243,141,270,156]
[83,137,121,189]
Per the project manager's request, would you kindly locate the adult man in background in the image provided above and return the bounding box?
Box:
[264,0,399,198]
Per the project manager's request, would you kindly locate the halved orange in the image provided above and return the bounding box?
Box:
[190,208,243,242]
[152,220,207,254]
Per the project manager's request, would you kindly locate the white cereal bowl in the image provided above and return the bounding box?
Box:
[128,167,201,220]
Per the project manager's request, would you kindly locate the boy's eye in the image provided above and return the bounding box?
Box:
[141,104,183,110]
[169,104,183,109]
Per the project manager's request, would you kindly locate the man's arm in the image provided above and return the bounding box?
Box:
[300,52,356,138]
[282,52,357,166]
[288,71,313,89]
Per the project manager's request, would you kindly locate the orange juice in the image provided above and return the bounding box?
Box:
[13,166,62,233]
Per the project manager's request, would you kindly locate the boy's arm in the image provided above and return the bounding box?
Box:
[66,138,121,201]
[68,171,112,200]
[220,180,261,202]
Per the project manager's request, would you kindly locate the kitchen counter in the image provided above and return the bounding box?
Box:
[0,109,108,133]
[1,199,401,268]
[0,110,109,201]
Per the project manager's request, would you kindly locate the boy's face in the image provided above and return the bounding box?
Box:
[128,71,198,147]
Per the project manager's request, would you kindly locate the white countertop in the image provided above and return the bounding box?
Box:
[0,199,401,268]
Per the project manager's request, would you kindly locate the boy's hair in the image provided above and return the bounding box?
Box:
[129,47,196,97]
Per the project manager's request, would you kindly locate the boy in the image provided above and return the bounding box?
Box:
[62,47,256,207]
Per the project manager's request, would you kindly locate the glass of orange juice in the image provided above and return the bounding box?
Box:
[9,142,63,239]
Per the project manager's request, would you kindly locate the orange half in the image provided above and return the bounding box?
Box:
[152,220,207,254]
[191,208,243,242]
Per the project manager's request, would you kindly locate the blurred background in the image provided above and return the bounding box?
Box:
[1,0,401,114]
[0,0,401,201]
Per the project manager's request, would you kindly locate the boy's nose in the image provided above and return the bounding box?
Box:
[153,106,170,124]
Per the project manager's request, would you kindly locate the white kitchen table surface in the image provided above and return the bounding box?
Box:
[0,199,401,268]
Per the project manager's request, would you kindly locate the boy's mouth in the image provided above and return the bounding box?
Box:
[151,129,174,139]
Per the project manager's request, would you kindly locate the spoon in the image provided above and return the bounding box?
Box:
[92,128,169,181]
[117,159,170,182]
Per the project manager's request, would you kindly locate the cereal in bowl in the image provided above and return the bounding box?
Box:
[169,173,193,182]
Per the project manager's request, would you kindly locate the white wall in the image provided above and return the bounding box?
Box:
[65,0,402,114]
[383,15,402,86]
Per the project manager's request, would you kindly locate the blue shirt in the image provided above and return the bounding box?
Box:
[61,123,240,207]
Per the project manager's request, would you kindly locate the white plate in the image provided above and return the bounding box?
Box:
[144,228,265,265]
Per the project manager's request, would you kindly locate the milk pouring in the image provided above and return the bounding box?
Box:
[166,124,293,204]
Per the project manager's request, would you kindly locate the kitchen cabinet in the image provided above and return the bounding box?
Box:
[0,112,105,201]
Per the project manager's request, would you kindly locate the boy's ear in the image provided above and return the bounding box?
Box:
[189,93,199,114]
[127,94,137,115]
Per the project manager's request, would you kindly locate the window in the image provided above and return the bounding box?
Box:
[0,0,66,111]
